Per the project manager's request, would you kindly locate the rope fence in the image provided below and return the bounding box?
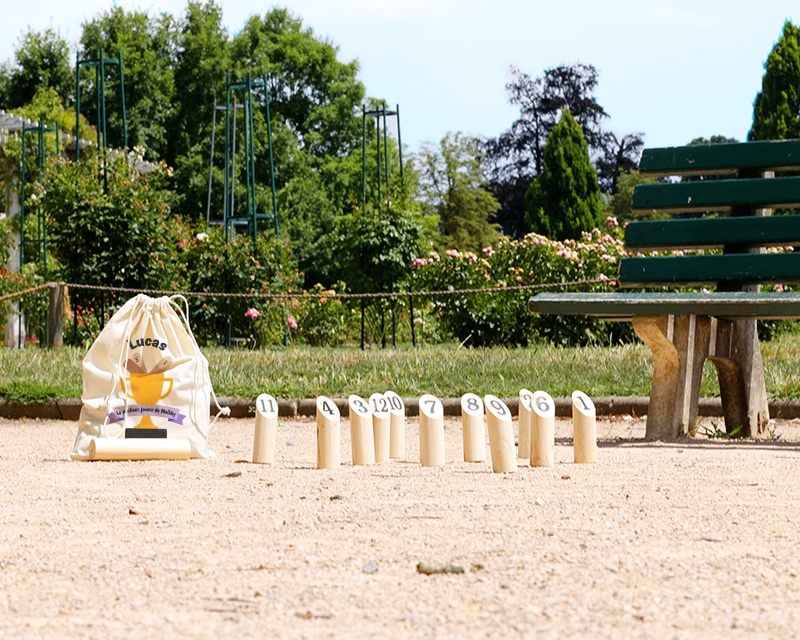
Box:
[1,277,612,349]
[0,277,609,303]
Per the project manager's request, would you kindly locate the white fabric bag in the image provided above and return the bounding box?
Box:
[70,294,229,460]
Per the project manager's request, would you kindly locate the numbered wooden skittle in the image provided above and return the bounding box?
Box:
[316,395,341,469]
[253,393,278,464]
[419,393,445,467]
[460,393,486,462]
[348,394,375,466]
[384,390,406,459]
[484,394,517,473]
[530,390,555,467]
[572,390,597,464]
[518,389,533,459]
[369,393,391,464]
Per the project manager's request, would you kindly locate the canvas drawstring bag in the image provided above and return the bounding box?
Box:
[70,294,229,460]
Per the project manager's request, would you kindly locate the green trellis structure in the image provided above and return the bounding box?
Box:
[223,73,278,243]
[217,73,279,346]
[362,102,404,214]
[75,49,128,186]
[17,119,59,347]
[71,50,128,336]
[360,102,409,348]
[19,120,59,272]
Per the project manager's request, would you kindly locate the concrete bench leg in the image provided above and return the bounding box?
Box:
[707,318,769,437]
[633,315,710,440]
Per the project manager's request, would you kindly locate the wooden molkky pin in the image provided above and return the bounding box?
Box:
[384,390,406,459]
[572,390,597,464]
[518,389,533,460]
[348,394,375,466]
[483,394,517,473]
[252,393,278,464]
[460,393,486,462]
[369,392,391,464]
[316,395,341,469]
[530,390,555,467]
[419,393,445,467]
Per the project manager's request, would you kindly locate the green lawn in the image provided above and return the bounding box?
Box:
[2,333,800,404]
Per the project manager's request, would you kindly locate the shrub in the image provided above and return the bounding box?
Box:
[295,283,354,347]
[176,226,302,345]
[408,217,633,347]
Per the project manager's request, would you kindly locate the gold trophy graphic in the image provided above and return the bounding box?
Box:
[121,356,173,438]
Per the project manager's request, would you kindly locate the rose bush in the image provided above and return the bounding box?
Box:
[407,217,634,347]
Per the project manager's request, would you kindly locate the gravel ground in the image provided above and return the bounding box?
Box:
[1,415,800,639]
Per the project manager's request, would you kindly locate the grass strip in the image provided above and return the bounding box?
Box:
[1,334,800,404]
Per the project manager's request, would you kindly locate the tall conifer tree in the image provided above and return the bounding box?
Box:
[749,21,800,140]
[525,110,603,240]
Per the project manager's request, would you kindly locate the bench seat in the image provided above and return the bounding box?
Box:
[529,292,800,321]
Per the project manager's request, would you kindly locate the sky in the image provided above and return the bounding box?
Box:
[1,0,798,155]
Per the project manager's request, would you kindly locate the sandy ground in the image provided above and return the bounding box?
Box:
[1,414,800,639]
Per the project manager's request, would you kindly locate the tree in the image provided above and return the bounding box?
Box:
[169,1,231,165]
[231,9,364,161]
[484,63,642,237]
[606,170,659,222]
[749,21,800,141]
[80,7,179,158]
[485,64,606,187]
[2,29,73,110]
[335,208,421,294]
[526,110,603,240]
[595,130,644,194]
[417,132,500,252]
[168,1,232,219]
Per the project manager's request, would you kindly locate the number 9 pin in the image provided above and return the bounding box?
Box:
[483,394,517,473]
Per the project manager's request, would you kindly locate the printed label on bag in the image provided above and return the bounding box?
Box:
[107,405,186,425]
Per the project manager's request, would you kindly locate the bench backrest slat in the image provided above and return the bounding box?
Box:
[639,139,800,177]
[624,215,800,250]
[631,176,800,214]
[618,252,800,288]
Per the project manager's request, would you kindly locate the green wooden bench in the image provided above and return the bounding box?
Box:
[528,139,800,440]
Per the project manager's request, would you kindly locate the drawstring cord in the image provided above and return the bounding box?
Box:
[169,295,231,428]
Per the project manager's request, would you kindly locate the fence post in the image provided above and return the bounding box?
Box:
[48,283,64,349]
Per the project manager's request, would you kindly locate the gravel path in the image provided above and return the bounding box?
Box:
[1,415,800,639]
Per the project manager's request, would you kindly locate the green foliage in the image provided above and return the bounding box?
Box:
[408,218,632,347]
[294,283,355,347]
[169,1,231,165]
[749,21,800,141]
[607,170,661,222]
[526,110,604,240]
[333,208,421,294]
[696,421,746,439]
[42,148,181,308]
[416,132,501,252]
[0,267,26,331]
[231,9,364,160]
[176,225,302,345]
[80,7,180,158]
[0,380,72,403]
[14,87,94,142]
[484,63,643,238]
[2,28,73,109]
